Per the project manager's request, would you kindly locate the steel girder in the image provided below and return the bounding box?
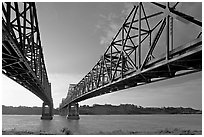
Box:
[59,2,202,108]
[2,2,53,105]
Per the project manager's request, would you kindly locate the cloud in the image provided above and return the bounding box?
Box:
[122,2,138,16]
[97,14,121,46]
[99,22,120,46]
[96,5,129,47]
[96,3,138,47]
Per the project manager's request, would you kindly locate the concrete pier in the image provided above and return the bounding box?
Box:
[41,102,53,120]
[66,103,80,120]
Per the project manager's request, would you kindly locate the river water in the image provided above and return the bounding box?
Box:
[2,114,202,134]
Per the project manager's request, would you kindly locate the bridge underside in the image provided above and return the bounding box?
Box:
[2,2,53,119]
[59,2,202,110]
[65,38,202,105]
[2,25,50,103]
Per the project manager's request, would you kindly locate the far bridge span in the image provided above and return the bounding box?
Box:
[58,2,202,120]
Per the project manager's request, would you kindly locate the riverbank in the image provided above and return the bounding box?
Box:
[2,128,202,135]
[92,128,202,135]
[2,129,59,135]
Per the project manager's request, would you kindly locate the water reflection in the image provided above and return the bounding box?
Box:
[38,115,81,134]
[39,120,52,131]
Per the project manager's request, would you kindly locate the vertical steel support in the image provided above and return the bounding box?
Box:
[135,46,137,69]
[39,50,42,83]
[91,71,93,90]
[121,25,124,78]
[23,3,27,54]
[31,3,36,74]
[110,44,112,81]
[138,3,141,68]
[96,64,99,87]
[6,3,11,32]
[166,2,170,60]
[121,52,124,78]
[166,15,169,60]
[29,3,34,71]
[102,56,105,85]
[170,16,173,51]
[14,3,23,50]
[134,5,138,69]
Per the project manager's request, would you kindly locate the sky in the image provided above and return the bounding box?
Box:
[1,2,202,110]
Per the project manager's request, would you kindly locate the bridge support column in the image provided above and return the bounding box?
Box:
[66,103,80,120]
[41,102,53,120]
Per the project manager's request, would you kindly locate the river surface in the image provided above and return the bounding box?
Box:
[2,114,202,134]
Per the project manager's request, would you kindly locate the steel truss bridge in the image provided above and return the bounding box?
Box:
[59,2,202,118]
[2,2,53,120]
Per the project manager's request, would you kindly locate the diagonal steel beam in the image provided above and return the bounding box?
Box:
[151,2,201,27]
[141,18,166,70]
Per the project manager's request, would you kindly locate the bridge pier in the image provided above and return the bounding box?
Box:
[41,102,53,120]
[66,103,80,120]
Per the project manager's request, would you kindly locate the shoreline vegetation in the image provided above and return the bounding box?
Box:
[2,128,202,135]
[2,104,201,115]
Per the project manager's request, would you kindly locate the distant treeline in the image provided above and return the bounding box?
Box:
[2,104,201,115]
[79,104,201,115]
[2,105,59,115]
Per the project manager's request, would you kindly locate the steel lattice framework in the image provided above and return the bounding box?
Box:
[60,2,202,109]
[2,2,53,105]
